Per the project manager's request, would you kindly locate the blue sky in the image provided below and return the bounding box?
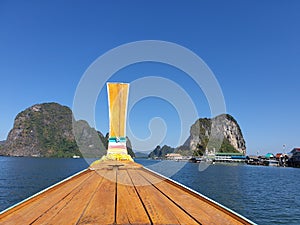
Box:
[0,1,299,155]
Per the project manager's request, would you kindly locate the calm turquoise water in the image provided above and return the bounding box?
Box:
[1,157,299,224]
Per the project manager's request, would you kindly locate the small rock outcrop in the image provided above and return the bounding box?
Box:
[148,145,175,158]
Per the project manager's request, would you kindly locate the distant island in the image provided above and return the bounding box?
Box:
[134,151,149,158]
[0,103,245,159]
[0,103,135,158]
[148,114,246,158]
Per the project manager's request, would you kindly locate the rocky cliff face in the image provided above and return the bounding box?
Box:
[183,114,246,155]
[0,140,5,151]
[2,103,80,157]
[72,119,107,158]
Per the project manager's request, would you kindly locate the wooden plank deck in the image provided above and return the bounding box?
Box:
[0,161,254,225]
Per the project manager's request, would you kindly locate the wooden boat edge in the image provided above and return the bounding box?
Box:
[142,166,257,225]
[0,168,89,217]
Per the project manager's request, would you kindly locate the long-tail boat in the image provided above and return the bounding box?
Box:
[0,83,255,225]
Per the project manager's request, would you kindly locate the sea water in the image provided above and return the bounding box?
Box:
[0,157,299,224]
